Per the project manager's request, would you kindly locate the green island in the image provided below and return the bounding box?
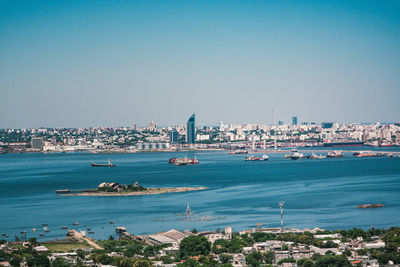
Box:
[60,182,208,196]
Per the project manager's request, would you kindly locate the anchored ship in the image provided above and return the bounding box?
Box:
[245,155,269,161]
[168,157,199,166]
[91,159,116,167]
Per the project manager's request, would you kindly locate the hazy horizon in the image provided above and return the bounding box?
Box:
[1,0,399,128]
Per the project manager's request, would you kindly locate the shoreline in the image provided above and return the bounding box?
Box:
[62,187,208,196]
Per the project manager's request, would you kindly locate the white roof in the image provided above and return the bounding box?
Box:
[149,235,176,244]
[33,245,48,252]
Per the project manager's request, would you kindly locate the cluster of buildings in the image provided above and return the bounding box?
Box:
[1,114,400,153]
[0,225,389,267]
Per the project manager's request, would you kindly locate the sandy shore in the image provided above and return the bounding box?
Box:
[63,187,208,196]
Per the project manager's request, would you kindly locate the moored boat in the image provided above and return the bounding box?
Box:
[245,155,269,161]
[290,152,304,160]
[91,159,116,167]
[168,157,199,166]
[56,189,71,194]
[327,151,343,158]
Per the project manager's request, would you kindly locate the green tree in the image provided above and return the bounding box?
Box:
[179,235,211,258]
[297,258,314,267]
[220,254,233,264]
[262,252,275,264]
[245,251,263,267]
[10,254,23,267]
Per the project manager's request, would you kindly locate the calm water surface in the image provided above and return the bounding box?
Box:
[1,149,400,241]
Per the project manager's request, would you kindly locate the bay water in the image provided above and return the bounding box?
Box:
[1,149,400,241]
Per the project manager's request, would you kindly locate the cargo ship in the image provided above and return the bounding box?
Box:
[353,151,385,157]
[323,141,364,147]
[245,155,269,161]
[91,159,116,167]
[168,157,199,166]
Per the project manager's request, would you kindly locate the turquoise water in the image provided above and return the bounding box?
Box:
[1,149,400,241]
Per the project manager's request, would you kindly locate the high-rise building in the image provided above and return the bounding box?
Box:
[169,131,178,144]
[31,137,43,151]
[322,122,333,129]
[147,121,157,131]
[278,121,283,126]
[292,116,298,125]
[186,114,195,144]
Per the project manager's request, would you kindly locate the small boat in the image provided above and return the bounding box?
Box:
[309,153,326,159]
[39,233,44,236]
[32,228,37,231]
[73,222,79,226]
[1,233,6,236]
[20,231,26,234]
[109,221,115,224]
[56,189,71,194]
[87,228,91,231]
[290,152,303,160]
[61,226,68,229]
[88,231,94,234]
[45,229,50,233]
[91,159,116,167]
[42,223,48,226]
[327,151,343,158]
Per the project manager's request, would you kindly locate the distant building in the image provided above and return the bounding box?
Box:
[186,114,195,144]
[31,137,43,151]
[147,121,157,131]
[169,131,178,144]
[292,116,298,125]
[322,122,334,129]
[278,121,284,126]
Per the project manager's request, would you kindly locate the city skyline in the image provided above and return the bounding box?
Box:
[1,0,400,128]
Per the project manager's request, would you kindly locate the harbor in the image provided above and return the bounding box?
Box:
[1,150,400,242]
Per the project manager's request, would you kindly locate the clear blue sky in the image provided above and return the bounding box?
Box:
[1,0,399,128]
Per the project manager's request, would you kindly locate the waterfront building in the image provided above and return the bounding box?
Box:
[169,131,178,144]
[278,120,284,126]
[186,114,195,144]
[292,116,298,125]
[31,137,43,151]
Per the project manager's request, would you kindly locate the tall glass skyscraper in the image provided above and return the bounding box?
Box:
[187,114,195,144]
[292,116,298,125]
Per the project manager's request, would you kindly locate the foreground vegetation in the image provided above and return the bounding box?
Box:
[1,227,400,266]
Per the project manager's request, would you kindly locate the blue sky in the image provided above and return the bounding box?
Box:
[1,0,399,128]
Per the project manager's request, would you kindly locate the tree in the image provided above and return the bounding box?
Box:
[245,251,263,267]
[277,258,296,265]
[297,258,314,267]
[10,254,23,267]
[262,252,275,264]
[76,249,85,259]
[26,254,51,267]
[220,254,233,264]
[179,235,211,258]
